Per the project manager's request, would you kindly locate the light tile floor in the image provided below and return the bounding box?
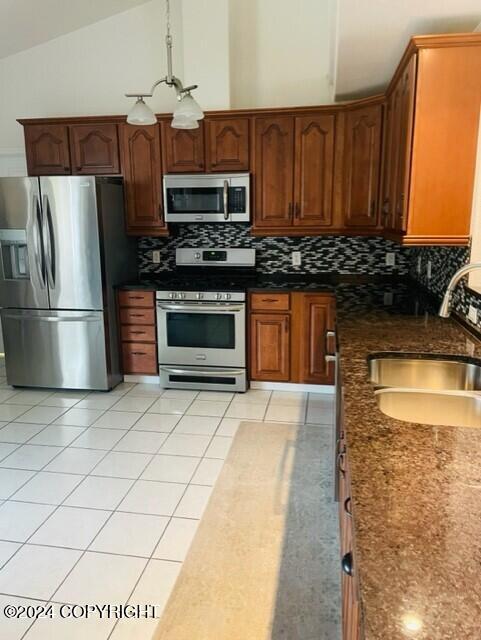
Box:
[0,358,337,640]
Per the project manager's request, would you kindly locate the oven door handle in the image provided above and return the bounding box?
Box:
[161,366,246,376]
[157,303,245,313]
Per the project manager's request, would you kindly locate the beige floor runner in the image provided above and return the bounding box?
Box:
[153,421,339,640]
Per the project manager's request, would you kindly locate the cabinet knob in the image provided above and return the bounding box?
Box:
[344,497,352,517]
[337,449,346,476]
[342,552,353,576]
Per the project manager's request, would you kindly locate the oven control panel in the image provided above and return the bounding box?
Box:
[156,290,245,302]
[176,247,255,267]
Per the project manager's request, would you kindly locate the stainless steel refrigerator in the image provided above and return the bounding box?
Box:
[0,176,137,390]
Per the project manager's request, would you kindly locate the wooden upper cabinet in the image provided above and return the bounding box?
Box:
[161,122,205,173]
[250,313,290,382]
[296,293,336,385]
[206,118,249,171]
[24,124,71,175]
[393,55,416,233]
[294,114,335,227]
[70,123,120,175]
[120,124,167,236]
[342,104,382,229]
[253,116,295,228]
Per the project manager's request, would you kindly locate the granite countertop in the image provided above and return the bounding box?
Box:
[337,285,481,640]
[116,273,402,293]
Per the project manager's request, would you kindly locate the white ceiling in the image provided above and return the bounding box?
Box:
[0,0,151,59]
[334,0,481,99]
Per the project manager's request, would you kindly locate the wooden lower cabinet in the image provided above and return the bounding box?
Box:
[249,291,336,384]
[338,437,362,640]
[118,289,158,375]
[250,313,290,382]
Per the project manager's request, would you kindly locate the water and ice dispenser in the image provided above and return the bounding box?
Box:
[0,229,30,280]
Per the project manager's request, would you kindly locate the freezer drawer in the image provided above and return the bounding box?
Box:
[1,309,110,390]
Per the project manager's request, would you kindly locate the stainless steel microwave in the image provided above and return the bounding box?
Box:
[163,173,250,223]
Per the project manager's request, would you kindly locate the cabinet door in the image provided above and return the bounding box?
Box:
[393,55,416,232]
[120,124,167,236]
[70,123,120,174]
[342,104,382,228]
[296,293,336,385]
[206,118,249,171]
[250,313,290,381]
[24,124,71,175]
[379,97,396,230]
[253,117,295,228]
[161,122,205,173]
[293,114,335,227]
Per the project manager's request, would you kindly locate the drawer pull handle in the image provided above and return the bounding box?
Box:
[261,298,279,303]
[131,351,147,356]
[342,552,353,577]
[130,331,146,335]
[337,450,346,476]
[129,314,144,317]
[344,497,352,517]
[127,296,145,300]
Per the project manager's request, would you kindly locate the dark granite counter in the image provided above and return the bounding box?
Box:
[116,273,403,293]
[337,283,481,640]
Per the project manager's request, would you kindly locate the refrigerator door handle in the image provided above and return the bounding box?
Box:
[2,312,100,322]
[33,194,46,288]
[42,195,56,289]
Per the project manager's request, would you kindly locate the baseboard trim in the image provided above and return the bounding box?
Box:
[123,375,335,393]
[124,374,160,384]
[250,381,335,393]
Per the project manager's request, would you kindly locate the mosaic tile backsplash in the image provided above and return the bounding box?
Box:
[408,246,481,332]
[138,224,410,276]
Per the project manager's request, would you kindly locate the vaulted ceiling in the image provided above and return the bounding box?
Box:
[0,0,150,59]
[334,0,481,99]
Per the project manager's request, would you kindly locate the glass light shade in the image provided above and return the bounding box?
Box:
[127,98,157,125]
[174,93,204,121]
[171,114,199,129]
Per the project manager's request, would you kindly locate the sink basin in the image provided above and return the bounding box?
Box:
[375,389,481,428]
[369,356,481,391]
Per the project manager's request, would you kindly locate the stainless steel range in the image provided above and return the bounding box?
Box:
[156,248,255,392]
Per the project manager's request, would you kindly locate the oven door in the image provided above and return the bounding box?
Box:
[157,301,246,367]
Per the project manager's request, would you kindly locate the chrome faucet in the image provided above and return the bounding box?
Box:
[439,262,481,317]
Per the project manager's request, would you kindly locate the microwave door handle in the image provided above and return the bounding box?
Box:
[223,180,229,220]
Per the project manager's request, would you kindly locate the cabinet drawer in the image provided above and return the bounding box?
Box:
[250,292,290,311]
[121,325,156,343]
[122,342,157,374]
[118,290,154,308]
[120,308,155,325]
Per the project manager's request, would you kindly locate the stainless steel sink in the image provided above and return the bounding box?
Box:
[375,389,481,428]
[369,356,481,391]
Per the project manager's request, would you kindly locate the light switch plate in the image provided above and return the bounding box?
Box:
[291,251,301,267]
[152,250,161,264]
[468,305,478,324]
[417,256,422,274]
[383,292,394,306]
[385,252,396,266]
[426,260,432,280]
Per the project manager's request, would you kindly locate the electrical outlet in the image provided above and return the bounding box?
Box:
[417,256,422,274]
[383,292,394,306]
[385,252,396,267]
[426,260,432,280]
[152,250,161,264]
[291,251,301,267]
[468,305,478,324]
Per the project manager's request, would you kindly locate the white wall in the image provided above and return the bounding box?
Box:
[0,0,183,169]
[228,0,333,109]
[181,0,230,110]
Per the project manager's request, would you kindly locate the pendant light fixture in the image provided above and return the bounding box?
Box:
[125,0,204,129]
